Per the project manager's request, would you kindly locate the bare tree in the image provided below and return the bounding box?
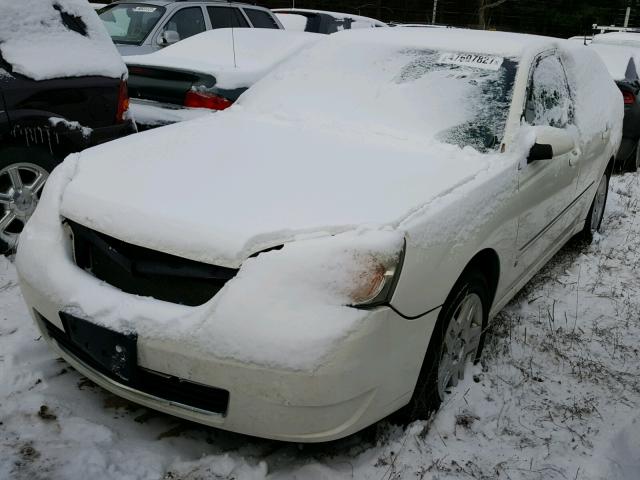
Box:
[478,0,510,29]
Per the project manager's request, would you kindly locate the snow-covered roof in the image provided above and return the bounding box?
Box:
[590,42,640,80]
[325,27,557,58]
[273,8,387,27]
[124,28,322,90]
[0,0,126,81]
[592,32,640,48]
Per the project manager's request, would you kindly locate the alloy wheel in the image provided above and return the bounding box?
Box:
[437,292,484,400]
[0,162,49,251]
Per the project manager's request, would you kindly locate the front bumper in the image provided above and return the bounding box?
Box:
[16,200,439,441]
[21,276,439,442]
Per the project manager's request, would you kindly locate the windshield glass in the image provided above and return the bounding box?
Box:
[99,3,165,45]
[240,44,519,152]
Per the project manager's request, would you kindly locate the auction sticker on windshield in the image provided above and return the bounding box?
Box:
[438,53,504,71]
[133,6,157,12]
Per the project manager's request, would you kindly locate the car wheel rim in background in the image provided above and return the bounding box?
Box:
[0,162,49,251]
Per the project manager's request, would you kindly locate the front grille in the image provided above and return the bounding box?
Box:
[38,311,230,415]
[66,220,238,306]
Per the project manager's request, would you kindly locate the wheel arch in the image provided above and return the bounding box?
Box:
[606,155,616,177]
[461,248,501,312]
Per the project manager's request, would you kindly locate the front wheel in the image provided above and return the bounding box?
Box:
[580,171,609,243]
[398,269,489,422]
[0,148,57,254]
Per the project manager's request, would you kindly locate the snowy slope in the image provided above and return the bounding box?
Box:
[1,173,640,479]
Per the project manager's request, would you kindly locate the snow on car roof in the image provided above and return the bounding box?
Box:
[124,28,322,89]
[592,32,640,47]
[0,0,126,81]
[327,27,558,58]
[590,42,640,80]
[273,8,387,27]
[275,13,309,32]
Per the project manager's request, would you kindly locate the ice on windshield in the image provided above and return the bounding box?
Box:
[394,50,517,151]
[239,43,518,153]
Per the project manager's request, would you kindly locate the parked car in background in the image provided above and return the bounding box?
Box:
[99,0,283,56]
[125,28,321,129]
[591,34,640,171]
[0,0,135,254]
[273,8,385,34]
[17,29,621,442]
[568,35,592,44]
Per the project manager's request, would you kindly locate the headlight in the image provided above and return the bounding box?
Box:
[350,239,405,308]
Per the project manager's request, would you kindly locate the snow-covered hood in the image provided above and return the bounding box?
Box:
[60,110,494,268]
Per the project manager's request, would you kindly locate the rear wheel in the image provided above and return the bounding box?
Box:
[397,269,489,422]
[623,139,640,172]
[0,148,58,254]
[580,171,609,243]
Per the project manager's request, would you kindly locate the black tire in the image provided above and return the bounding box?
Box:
[0,147,59,255]
[580,171,610,244]
[393,269,490,423]
[623,140,640,173]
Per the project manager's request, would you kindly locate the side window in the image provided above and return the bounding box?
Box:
[524,55,574,128]
[207,7,249,29]
[163,7,205,41]
[244,9,279,29]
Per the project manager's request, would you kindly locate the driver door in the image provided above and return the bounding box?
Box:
[514,52,580,274]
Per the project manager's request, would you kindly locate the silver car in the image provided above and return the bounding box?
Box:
[98,0,283,56]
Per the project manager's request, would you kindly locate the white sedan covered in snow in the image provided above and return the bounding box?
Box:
[16,28,622,442]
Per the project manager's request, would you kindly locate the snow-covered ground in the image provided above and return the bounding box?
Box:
[1,172,639,480]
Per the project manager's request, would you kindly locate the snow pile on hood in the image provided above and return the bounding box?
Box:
[124,29,322,90]
[0,0,126,81]
[589,42,640,80]
[59,110,496,267]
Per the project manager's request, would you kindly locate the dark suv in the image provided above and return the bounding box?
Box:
[0,2,136,253]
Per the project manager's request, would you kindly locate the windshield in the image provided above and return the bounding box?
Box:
[99,3,165,45]
[240,44,519,152]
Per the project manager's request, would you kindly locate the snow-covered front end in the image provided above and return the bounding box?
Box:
[15,152,440,442]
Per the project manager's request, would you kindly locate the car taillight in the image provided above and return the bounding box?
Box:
[116,80,130,123]
[622,90,636,105]
[184,90,233,110]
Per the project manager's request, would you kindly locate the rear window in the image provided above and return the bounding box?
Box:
[244,9,279,29]
[207,7,249,29]
[99,3,166,45]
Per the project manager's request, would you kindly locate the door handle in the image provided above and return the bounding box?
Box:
[569,148,581,167]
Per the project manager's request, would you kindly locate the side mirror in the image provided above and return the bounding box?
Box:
[527,126,575,163]
[158,30,180,46]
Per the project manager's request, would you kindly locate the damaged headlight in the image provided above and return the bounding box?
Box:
[350,239,405,308]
